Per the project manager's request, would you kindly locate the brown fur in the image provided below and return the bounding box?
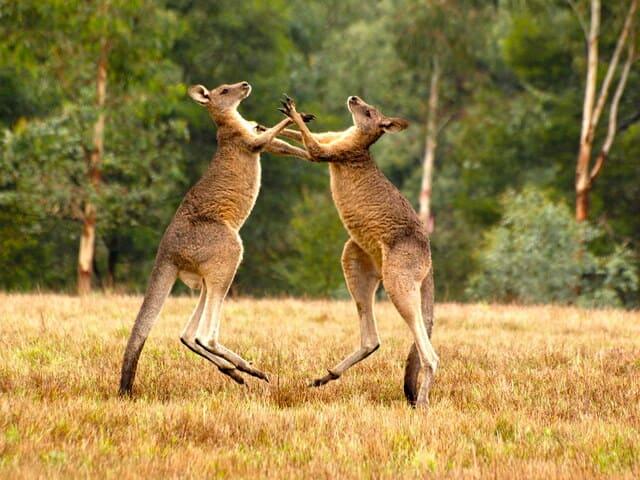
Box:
[280,95,438,408]
[119,82,309,395]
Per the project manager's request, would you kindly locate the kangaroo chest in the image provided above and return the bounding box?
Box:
[216,155,261,229]
[329,163,388,259]
[186,150,261,230]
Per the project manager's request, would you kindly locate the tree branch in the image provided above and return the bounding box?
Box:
[567,0,588,40]
[579,0,600,147]
[590,0,638,133]
[590,34,636,183]
[617,110,640,134]
[436,111,455,136]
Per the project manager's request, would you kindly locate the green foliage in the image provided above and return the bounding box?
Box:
[579,245,639,309]
[467,188,584,304]
[501,12,577,90]
[467,188,638,306]
[233,156,330,295]
[0,0,188,290]
[275,190,348,298]
[0,0,639,306]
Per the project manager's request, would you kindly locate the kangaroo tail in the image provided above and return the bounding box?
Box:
[119,261,177,396]
[403,343,421,406]
[403,267,434,406]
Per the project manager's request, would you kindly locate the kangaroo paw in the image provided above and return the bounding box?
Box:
[236,363,270,383]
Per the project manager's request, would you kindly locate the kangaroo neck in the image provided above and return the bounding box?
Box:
[328,149,374,175]
[215,109,253,142]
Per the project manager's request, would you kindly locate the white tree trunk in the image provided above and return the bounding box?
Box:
[576,0,600,222]
[575,0,637,221]
[78,38,108,295]
[590,34,636,183]
[419,61,440,233]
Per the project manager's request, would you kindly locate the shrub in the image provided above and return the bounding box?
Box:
[466,187,638,307]
[276,190,348,298]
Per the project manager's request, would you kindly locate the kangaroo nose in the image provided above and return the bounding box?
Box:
[349,96,359,103]
[241,81,249,87]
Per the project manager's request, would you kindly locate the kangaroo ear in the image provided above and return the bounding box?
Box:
[380,117,409,133]
[188,85,210,106]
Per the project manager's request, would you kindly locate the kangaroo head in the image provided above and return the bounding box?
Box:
[188,81,252,123]
[347,96,409,145]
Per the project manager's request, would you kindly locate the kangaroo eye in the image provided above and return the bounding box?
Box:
[365,110,372,118]
[220,88,229,95]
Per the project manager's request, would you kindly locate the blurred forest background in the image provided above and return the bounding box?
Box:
[0,0,638,307]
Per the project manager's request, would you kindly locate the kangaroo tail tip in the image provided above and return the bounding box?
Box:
[403,343,420,407]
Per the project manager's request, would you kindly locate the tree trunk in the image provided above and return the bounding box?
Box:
[576,189,590,223]
[575,141,593,222]
[77,38,108,295]
[419,61,440,233]
[77,203,96,295]
[589,36,636,185]
[575,0,600,222]
[575,0,637,221]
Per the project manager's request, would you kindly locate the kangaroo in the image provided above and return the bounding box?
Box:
[119,81,311,395]
[278,95,437,408]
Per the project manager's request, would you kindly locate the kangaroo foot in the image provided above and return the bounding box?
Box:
[309,369,340,388]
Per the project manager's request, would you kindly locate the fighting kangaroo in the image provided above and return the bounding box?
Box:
[119,81,311,395]
[279,95,437,408]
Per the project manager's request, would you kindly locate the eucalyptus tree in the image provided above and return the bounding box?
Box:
[572,0,638,221]
[392,0,494,231]
[0,0,187,293]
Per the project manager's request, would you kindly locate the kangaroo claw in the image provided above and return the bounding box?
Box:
[301,112,315,123]
[282,93,295,109]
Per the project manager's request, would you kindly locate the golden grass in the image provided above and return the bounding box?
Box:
[1,293,639,479]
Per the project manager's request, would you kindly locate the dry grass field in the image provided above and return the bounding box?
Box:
[0,293,639,479]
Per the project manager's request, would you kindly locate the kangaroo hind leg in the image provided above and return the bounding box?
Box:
[311,239,381,387]
[403,269,435,406]
[180,280,245,385]
[383,246,438,409]
[193,232,269,382]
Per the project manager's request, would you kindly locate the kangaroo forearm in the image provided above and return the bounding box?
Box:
[314,131,346,144]
[304,142,335,162]
[279,129,343,148]
[297,125,342,162]
[251,118,292,150]
[264,138,311,160]
[289,115,330,160]
[278,128,303,142]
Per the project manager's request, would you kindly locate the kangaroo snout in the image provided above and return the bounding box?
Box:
[241,81,250,88]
